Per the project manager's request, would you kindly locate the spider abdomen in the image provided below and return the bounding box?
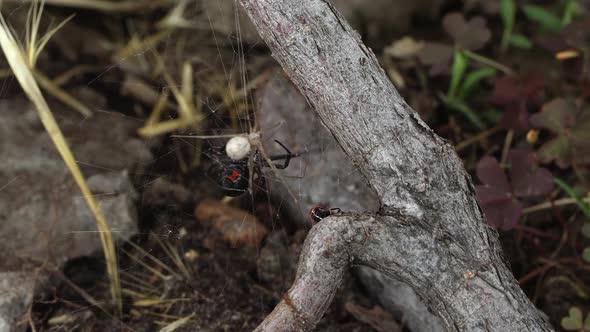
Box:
[219,163,249,197]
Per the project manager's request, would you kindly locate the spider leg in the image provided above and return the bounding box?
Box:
[247,148,256,195]
[253,167,267,191]
[269,140,293,169]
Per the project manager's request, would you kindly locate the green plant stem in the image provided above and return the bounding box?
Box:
[562,0,577,26]
[554,178,590,217]
[500,0,515,53]
[448,50,468,98]
[438,93,486,130]
[463,49,514,75]
[522,197,590,215]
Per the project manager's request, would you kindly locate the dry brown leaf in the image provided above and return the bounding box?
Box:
[384,36,424,58]
[195,199,269,248]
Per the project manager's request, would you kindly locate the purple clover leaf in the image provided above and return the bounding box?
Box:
[475,148,554,231]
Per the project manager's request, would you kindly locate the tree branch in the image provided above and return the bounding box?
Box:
[239,0,555,331]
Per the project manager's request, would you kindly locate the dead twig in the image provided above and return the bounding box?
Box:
[237,0,555,331]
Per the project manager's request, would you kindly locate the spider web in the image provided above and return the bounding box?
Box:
[0,1,378,330]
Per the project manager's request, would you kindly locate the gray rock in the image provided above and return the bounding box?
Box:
[0,97,152,331]
[0,272,36,332]
[257,230,297,286]
[67,171,139,255]
[0,98,150,266]
[356,267,445,332]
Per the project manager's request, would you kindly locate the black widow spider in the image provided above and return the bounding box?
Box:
[210,139,298,197]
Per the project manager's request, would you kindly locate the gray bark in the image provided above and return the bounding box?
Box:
[238,0,555,331]
[257,70,443,331]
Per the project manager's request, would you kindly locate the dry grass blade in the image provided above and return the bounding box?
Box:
[158,59,194,120]
[157,0,199,30]
[158,313,195,332]
[120,279,160,296]
[181,61,202,169]
[25,0,74,67]
[139,118,198,137]
[122,240,181,279]
[22,2,91,116]
[121,287,159,300]
[34,69,92,116]
[52,64,99,86]
[120,269,161,290]
[120,247,172,282]
[115,29,171,59]
[154,235,191,279]
[138,54,204,138]
[144,89,170,126]
[133,298,190,307]
[0,4,121,314]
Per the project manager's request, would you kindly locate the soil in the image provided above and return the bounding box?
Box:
[30,172,379,331]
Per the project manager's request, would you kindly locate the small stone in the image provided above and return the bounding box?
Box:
[184,249,199,262]
[0,272,38,332]
[257,231,296,284]
[178,227,188,239]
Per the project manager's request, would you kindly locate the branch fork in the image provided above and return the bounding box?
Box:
[237,0,555,331]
